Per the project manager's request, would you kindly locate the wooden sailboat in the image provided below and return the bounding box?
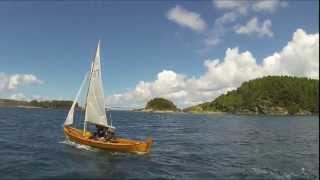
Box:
[63,41,153,155]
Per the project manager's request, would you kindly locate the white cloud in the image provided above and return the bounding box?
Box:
[215,12,237,25]
[0,73,43,100]
[208,1,251,47]
[6,93,49,101]
[8,74,43,90]
[214,0,249,14]
[214,0,287,13]
[207,0,287,47]
[262,29,319,78]
[202,14,231,47]
[10,93,27,100]
[166,5,207,32]
[106,70,187,108]
[191,48,263,91]
[0,73,43,92]
[169,1,288,48]
[204,27,223,47]
[107,29,318,109]
[235,17,273,37]
[204,11,238,47]
[253,0,288,12]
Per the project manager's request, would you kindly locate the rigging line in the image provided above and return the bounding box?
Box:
[109,113,113,127]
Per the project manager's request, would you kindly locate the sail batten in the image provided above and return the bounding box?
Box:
[84,41,109,127]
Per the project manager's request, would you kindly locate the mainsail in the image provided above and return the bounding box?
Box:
[84,41,109,127]
[64,73,88,126]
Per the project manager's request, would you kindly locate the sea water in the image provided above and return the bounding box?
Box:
[0,108,318,179]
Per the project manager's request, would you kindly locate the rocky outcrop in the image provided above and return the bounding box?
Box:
[143,98,180,112]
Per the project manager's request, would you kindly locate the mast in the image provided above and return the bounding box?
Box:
[83,42,98,134]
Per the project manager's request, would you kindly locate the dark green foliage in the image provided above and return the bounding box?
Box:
[0,99,30,106]
[29,100,76,109]
[185,76,319,115]
[0,99,75,109]
[145,98,179,111]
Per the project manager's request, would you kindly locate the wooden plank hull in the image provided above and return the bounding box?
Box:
[63,127,153,155]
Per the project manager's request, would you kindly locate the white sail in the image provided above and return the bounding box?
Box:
[64,73,88,126]
[84,41,109,127]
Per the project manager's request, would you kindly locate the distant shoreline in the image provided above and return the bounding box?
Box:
[185,110,319,116]
[0,105,318,116]
[132,109,318,116]
[0,105,41,109]
[0,105,69,110]
[0,99,75,110]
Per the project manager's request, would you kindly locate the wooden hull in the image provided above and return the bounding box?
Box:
[63,127,153,155]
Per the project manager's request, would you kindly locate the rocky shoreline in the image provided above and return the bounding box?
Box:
[185,107,317,116]
[134,107,317,116]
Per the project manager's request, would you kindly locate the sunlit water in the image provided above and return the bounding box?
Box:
[0,108,318,179]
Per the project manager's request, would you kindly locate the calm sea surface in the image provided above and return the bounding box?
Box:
[0,108,318,180]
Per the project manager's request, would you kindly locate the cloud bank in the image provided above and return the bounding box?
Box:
[107,29,319,109]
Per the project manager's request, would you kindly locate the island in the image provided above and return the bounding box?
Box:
[184,76,319,115]
[0,99,75,109]
[139,97,180,113]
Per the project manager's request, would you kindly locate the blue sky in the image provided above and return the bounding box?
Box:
[0,0,319,108]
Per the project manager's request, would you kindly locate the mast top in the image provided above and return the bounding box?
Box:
[96,40,101,58]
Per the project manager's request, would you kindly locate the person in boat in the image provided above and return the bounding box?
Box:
[94,124,106,139]
[104,127,116,141]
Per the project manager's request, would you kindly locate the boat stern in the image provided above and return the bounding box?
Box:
[134,138,153,155]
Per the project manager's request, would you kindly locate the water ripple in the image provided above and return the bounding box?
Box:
[0,108,318,179]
